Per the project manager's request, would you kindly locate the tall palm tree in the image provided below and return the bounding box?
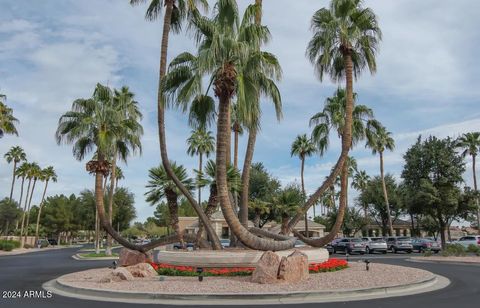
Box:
[273,185,304,235]
[164,0,292,251]
[366,123,395,235]
[23,163,41,243]
[195,159,241,242]
[16,162,29,239]
[249,199,270,228]
[456,132,480,234]
[4,146,27,201]
[291,134,317,235]
[291,0,381,246]
[34,166,57,243]
[145,162,195,247]
[351,169,370,218]
[56,83,144,251]
[130,0,221,250]
[186,128,215,206]
[0,95,19,139]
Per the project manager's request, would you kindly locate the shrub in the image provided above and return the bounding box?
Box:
[23,243,33,249]
[423,250,433,257]
[466,244,480,254]
[0,240,20,251]
[442,244,466,257]
[2,242,15,251]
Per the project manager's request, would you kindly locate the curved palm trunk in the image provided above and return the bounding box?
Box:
[34,180,49,243]
[155,1,221,250]
[196,185,218,245]
[9,161,17,201]
[23,178,37,243]
[105,156,117,256]
[233,126,239,169]
[165,189,183,248]
[472,154,480,235]
[216,78,295,251]
[379,151,394,235]
[291,52,355,246]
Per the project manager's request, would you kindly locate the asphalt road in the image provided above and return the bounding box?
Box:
[0,247,479,308]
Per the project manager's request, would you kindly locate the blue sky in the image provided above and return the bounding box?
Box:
[1,0,479,223]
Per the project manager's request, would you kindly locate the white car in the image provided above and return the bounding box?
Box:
[456,236,480,248]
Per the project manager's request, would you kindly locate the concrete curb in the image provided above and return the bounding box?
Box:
[43,273,449,305]
[72,254,119,261]
[407,258,480,266]
[0,245,82,257]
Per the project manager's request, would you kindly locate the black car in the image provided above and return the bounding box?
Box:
[173,242,194,249]
[412,238,441,253]
[47,238,58,246]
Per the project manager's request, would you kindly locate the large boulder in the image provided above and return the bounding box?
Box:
[278,250,309,283]
[126,263,158,278]
[119,248,152,267]
[251,251,281,284]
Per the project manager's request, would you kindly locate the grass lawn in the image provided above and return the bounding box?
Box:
[79,252,119,258]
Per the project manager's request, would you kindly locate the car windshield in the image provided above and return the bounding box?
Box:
[398,237,411,241]
[371,238,384,242]
[351,238,363,242]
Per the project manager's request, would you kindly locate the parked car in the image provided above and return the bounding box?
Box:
[386,236,413,253]
[47,238,58,246]
[221,239,230,248]
[362,237,387,254]
[412,238,441,253]
[456,235,480,248]
[325,242,334,255]
[294,240,307,248]
[334,238,366,254]
[173,242,194,249]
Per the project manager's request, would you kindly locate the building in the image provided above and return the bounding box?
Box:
[178,210,325,239]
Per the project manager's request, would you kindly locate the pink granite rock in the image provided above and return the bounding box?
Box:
[251,251,281,284]
[118,248,152,266]
[278,250,309,283]
[126,263,158,277]
[112,267,134,281]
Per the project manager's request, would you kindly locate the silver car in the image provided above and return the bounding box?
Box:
[457,236,480,248]
[362,237,387,254]
[386,236,413,253]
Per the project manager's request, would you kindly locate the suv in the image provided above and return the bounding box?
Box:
[412,238,441,253]
[457,236,480,248]
[386,236,413,253]
[362,237,387,254]
[334,238,366,254]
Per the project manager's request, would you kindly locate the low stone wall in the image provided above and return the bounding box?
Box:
[153,248,329,268]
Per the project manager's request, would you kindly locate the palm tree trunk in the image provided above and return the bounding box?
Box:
[234,126,239,169]
[380,151,394,236]
[291,52,354,246]
[106,156,117,256]
[34,180,49,244]
[9,161,17,201]
[19,178,32,247]
[154,0,221,250]
[216,83,295,251]
[301,157,309,236]
[198,152,202,205]
[95,207,100,254]
[166,190,183,248]
[472,154,480,234]
[16,176,25,232]
[196,185,217,245]
[24,178,37,243]
[239,129,256,227]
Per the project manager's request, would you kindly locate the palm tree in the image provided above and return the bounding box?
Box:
[0,95,19,139]
[273,185,304,235]
[351,169,370,218]
[164,1,291,250]
[145,162,195,247]
[291,0,381,246]
[456,132,480,234]
[130,0,221,250]
[186,128,215,206]
[4,146,27,201]
[291,134,317,235]
[34,166,57,243]
[23,163,41,243]
[195,159,241,242]
[366,123,395,235]
[16,162,30,240]
[56,83,144,252]
[249,199,270,228]
[230,102,244,170]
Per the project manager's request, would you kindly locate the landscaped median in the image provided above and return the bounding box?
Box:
[72,252,119,261]
[43,261,448,305]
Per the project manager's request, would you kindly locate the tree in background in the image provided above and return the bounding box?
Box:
[401,136,468,247]
[366,123,395,235]
[0,94,19,139]
[318,206,367,237]
[4,146,27,201]
[34,166,57,243]
[357,175,401,236]
[351,169,370,218]
[0,198,21,235]
[273,184,304,235]
[456,132,480,233]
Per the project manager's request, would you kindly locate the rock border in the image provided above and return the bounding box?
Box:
[72,253,119,261]
[43,272,449,305]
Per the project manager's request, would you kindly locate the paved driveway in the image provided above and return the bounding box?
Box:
[0,247,479,308]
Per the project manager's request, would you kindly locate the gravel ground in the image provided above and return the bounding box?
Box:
[57,262,434,294]
[411,256,480,263]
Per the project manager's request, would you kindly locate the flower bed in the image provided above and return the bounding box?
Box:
[150,258,348,277]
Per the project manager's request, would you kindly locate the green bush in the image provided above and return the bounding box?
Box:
[0,240,20,251]
[423,250,433,257]
[23,243,33,249]
[2,242,15,251]
[441,244,466,257]
[466,244,480,254]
